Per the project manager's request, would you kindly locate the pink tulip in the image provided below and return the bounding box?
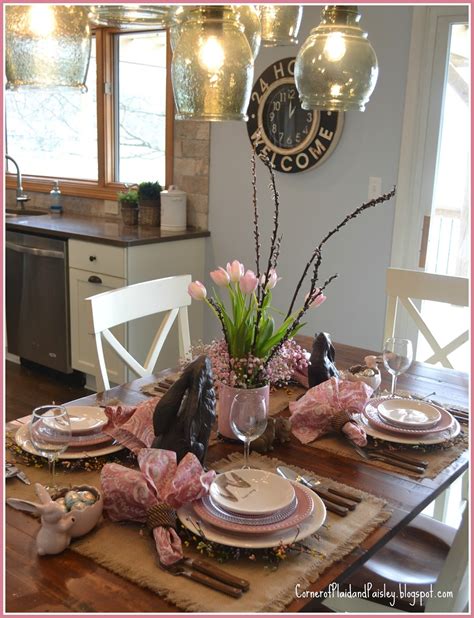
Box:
[306,288,327,308]
[226,260,244,283]
[239,270,258,294]
[261,268,281,290]
[188,281,207,301]
[210,267,230,287]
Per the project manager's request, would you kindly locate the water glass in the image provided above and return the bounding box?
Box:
[230,391,268,469]
[383,338,413,397]
[30,405,71,490]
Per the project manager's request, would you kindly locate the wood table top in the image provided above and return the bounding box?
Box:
[5,339,469,613]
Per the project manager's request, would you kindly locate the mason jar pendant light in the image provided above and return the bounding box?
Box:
[172,6,254,122]
[295,5,378,112]
[88,4,171,29]
[171,5,261,61]
[6,5,92,90]
[258,5,303,47]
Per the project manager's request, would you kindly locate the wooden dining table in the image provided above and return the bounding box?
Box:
[5,338,469,613]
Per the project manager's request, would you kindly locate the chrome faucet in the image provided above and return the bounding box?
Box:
[5,155,29,206]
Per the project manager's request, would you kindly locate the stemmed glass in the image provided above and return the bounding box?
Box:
[29,405,71,491]
[383,338,413,397]
[230,391,268,469]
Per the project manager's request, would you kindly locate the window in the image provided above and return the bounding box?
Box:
[5,27,172,199]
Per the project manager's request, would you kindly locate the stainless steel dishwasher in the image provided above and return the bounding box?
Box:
[6,231,72,373]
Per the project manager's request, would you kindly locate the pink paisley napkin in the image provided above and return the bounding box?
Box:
[102,397,161,454]
[289,377,373,446]
[101,448,215,565]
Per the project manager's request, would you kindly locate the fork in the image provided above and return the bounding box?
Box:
[350,444,426,474]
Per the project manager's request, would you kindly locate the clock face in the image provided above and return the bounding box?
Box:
[247,58,344,174]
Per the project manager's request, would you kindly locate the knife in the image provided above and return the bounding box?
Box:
[183,558,250,591]
[276,466,350,516]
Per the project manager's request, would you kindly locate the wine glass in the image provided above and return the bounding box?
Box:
[383,338,413,397]
[29,405,71,491]
[230,391,268,469]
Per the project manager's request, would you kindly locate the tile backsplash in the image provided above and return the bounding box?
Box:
[5,119,210,230]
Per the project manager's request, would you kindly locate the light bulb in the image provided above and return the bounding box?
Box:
[29,5,55,37]
[324,32,346,62]
[198,36,225,73]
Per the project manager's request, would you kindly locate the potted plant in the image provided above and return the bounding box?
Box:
[118,189,139,226]
[138,181,162,226]
[187,151,396,440]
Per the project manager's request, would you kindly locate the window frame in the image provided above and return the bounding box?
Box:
[5,26,174,200]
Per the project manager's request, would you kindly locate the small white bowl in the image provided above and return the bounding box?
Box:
[343,366,382,391]
[377,399,441,429]
[53,485,103,538]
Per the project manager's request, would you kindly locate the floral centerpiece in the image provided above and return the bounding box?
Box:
[188,151,395,437]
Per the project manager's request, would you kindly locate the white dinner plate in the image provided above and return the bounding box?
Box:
[376,398,441,429]
[15,423,124,459]
[178,484,326,548]
[357,413,461,445]
[64,406,108,434]
[210,469,295,515]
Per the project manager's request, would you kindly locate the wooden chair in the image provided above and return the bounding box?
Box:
[86,275,192,391]
[320,504,469,613]
[384,267,469,369]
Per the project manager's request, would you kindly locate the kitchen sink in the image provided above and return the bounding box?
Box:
[6,209,46,217]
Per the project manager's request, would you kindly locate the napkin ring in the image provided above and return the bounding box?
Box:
[146,503,177,531]
[331,409,354,434]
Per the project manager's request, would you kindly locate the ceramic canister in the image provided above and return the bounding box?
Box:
[160,185,187,231]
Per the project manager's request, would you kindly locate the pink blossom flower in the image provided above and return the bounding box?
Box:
[239,270,258,294]
[226,260,244,283]
[187,281,207,301]
[306,288,327,308]
[261,268,281,290]
[210,267,230,287]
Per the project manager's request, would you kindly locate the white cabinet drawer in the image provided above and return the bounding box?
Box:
[69,240,126,278]
[69,268,127,384]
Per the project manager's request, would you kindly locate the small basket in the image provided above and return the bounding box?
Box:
[139,204,161,227]
[121,204,138,226]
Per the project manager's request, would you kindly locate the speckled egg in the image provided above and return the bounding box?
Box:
[64,490,82,509]
[77,490,97,506]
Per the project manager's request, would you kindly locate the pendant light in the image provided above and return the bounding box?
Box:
[6,5,92,90]
[170,5,261,61]
[295,5,378,112]
[172,6,254,122]
[258,5,303,47]
[88,5,171,29]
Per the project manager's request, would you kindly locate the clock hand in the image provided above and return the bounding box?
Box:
[288,101,296,119]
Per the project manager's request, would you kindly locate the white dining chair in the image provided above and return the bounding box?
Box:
[320,502,469,613]
[86,275,192,391]
[384,267,469,369]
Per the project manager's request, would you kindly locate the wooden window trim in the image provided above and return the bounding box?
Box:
[6,26,173,201]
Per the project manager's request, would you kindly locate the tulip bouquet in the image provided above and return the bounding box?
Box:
[188,152,396,389]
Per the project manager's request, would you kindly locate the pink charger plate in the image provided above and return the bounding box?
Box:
[192,482,314,535]
[364,400,454,437]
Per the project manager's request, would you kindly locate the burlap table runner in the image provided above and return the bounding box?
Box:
[5,451,391,613]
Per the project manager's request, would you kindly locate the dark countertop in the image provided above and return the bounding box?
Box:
[5,211,210,247]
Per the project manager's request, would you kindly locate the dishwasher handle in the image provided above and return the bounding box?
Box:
[6,241,64,260]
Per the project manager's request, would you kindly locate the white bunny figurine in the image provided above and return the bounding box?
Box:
[7,483,76,555]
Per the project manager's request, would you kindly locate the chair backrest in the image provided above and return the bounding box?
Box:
[86,275,192,391]
[384,268,469,368]
[425,502,469,612]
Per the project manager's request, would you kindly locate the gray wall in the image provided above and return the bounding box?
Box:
[205,5,413,352]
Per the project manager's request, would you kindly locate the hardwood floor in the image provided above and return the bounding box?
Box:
[5,361,90,423]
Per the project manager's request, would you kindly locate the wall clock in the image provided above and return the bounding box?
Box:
[247,57,344,174]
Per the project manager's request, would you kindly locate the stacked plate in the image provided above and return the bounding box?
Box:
[15,406,124,459]
[178,469,326,549]
[359,397,461,445]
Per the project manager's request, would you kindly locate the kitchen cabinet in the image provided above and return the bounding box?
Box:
[69,237,205,388]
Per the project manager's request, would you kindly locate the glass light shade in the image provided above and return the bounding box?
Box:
[6,5,92,90]
[258,5,303,46]
[89,5,171,29]
[172,6,254,122]
[295,5,379,111]
[170,5,261,60]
